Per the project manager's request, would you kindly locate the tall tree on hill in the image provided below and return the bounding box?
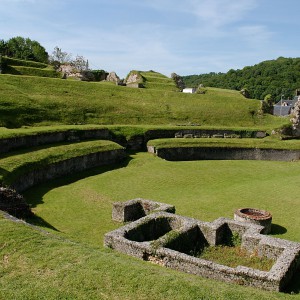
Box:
[6,36,48,63]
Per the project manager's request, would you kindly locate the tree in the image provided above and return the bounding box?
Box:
[49,46,72,64]
[71,55,89,72]
[5,36,48,63]
[0,39,7,56]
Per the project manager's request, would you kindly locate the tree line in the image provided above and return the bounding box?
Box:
[182,57,300,101]
[0,37,90,72]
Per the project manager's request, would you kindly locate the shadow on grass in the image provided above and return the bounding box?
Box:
[271,223,287,235]
[24,155,133,209]
[284,267,300,294]
[25,214,60,232]
[21,155,133,231]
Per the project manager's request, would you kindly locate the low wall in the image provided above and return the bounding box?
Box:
[10,149,126,193]
[150,146,300,161]
[0,129,112,153]
[0,128,265,153]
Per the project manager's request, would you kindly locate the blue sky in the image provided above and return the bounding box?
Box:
[1,0,300,78]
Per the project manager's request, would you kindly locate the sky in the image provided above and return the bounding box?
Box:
[1,0,300,78]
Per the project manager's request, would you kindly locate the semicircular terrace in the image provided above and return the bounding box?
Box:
[147,138,300,161]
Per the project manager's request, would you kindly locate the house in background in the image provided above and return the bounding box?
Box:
[182,88,197,94]
[273,96,299,116]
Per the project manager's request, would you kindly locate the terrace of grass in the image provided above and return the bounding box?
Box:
[0,74,289,129]
[0,140,123,186]
[1,69,299,299]
[147,137,300,150]
[1,151,300,299]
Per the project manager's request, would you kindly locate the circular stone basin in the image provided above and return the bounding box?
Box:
[234,208,272,234]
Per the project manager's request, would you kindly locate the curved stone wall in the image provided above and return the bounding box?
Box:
[10,149,126,193]
[0,128,265,153]
[0,129,112,153]
[150,146,300,162]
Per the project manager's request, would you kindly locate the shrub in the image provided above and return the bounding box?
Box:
[5,65,60,78]
[2,56,48,68]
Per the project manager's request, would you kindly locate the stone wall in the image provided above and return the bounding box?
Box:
[105,209,300,292]
[0,129,112,154]
[10,149,126,193]
[150,146,300,162]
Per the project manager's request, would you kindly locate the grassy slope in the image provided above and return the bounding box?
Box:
[0,140,123,185]
[0,74,288,129]
[1,213,290,300]
[148,137,300,150]
[2,152,300,299]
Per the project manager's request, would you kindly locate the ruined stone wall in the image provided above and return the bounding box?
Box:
[0,129,112,153]
[10,149,126,193]
[151,147,300,162]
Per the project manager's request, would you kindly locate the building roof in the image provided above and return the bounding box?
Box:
[273,96,299,116]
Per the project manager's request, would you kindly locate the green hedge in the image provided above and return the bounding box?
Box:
[5,65,60,78]
[2,56,48,69]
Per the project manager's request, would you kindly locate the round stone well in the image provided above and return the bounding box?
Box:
[234,208,272,234]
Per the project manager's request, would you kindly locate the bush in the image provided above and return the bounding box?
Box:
[91,70,107,81]
[2,56,48,68]
[5,65,60,78]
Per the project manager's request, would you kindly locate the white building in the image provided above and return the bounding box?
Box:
[182,88,197,94]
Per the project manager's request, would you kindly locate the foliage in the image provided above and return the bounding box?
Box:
[91,69,107,81]
[49,46,72,65]
[199,245,274,271]
[1,56,48,69]
[5,65,59,78]
[183,57,300,101]
[5,36,48,63]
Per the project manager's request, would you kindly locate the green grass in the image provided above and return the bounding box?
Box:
[0,140,123,185]
[0,152,299,299]
[199,245,275,271]
[1,152,300,298]
[148,137,300,150]
[1,213,291,300]
[0,124,264,140]
[0,74,289,128]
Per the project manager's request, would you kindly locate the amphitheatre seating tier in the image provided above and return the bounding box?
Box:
[147,138,300,161]
[0,140,126,192]
[0,125,264,154]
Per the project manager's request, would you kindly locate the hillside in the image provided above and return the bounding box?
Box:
[0,73,288,129]
[183,57,300,101]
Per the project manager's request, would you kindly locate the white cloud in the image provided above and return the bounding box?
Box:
[238,25,274,47]
[189,0,258,27]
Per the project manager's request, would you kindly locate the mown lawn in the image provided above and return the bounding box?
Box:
[1,152,298,299]
[0,74,289,129]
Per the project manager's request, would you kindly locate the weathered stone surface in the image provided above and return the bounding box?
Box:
[290,97,300,136]
[10,149,126,193]
[112,198,175,222]
[0,129,112,154]
[171,73,185,91]
[0,187,32,218]
[105,207,300,292]
[106,71,120,83]
[152,147,300,162]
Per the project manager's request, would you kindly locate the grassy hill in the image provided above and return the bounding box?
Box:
[0,73,288,129]
[182,57,300,101]
[1,67,300,299]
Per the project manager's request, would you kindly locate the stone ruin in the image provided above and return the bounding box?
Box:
[105,199,300,292]
[171,73,185,91]
[290,97,300,137]
[0,186,32,218]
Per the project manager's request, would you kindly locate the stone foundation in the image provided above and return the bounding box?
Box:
[112,198,175,222]
[149,146,300,162]
[105,201,300,292]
